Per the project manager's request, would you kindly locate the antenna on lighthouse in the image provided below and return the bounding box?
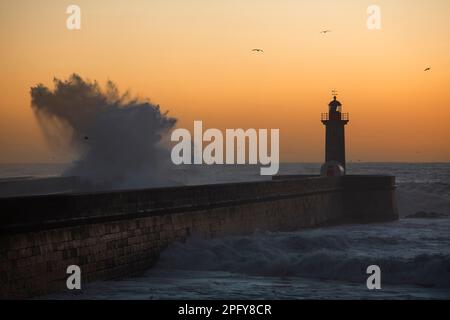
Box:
[332,89,338,98]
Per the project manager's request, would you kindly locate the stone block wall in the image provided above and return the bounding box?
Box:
[0,176,397,299]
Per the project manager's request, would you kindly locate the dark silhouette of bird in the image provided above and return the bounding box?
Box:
[84,136,89,141]
[321,30,331,34]
[251,49,264,53]
[424,67,431,72]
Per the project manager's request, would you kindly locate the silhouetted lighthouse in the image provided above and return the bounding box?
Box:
[321,94,349,172]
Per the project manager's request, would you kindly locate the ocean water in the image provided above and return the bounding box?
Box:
[2,163,449,299]
[49,219,450,300]
[0,163,67,180]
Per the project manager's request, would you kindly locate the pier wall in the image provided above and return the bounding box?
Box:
[0,175,397,299]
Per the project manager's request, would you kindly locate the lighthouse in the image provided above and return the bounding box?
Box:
[321,94,349,173]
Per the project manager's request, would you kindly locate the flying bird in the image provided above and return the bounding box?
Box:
[252,48,264,53]
[424,67,431,72]
[321,30,331,34]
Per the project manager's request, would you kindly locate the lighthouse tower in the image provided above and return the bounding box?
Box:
[321,94,349,172]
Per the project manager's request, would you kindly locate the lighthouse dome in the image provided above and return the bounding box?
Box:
[328,96,342,108]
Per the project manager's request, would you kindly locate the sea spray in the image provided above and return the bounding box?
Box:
[30,74,177,189]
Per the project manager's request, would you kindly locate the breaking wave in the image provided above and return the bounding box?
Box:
[156,220,450,288]
[30,74,177,189]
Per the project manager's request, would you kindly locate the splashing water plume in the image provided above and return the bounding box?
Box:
[30,74,177,189]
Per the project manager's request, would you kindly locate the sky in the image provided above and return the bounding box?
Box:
[0,0,449,163]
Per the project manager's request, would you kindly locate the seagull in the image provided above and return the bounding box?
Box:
[424,67,431,72]
[321,30,331,34]
[252,48,264,53]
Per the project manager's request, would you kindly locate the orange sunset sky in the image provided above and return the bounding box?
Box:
[0,0,449,163]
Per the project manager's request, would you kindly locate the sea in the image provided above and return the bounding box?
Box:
[1,163,449,300]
